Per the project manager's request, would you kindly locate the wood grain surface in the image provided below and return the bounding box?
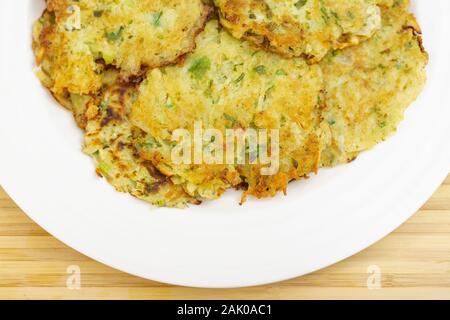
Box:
[0,174,449,300]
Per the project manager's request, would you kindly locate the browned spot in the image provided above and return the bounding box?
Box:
[39,25,54,49]
[117,142,126,151]
[145,182,164,194]
[101,107,123,127]
[142,161,170,194]
[46,0,67,13]
[225,13,240,24]
[189,198,203,205]
[143,161,169,183]
[402,21,426,54]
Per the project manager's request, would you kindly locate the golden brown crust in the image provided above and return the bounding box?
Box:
[319,6,428,167]
[215,0,384,63]
[33,0,212,95]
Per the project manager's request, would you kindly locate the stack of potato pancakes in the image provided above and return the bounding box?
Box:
[33,0,428,208]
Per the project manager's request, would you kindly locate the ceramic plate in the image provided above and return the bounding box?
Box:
[0,0,449,288]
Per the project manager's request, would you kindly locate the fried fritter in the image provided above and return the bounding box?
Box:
[63,70,199,208]
[319,3,428,166]
[130,20,324,200]
[214,0,382,63]
[32,0,211,96]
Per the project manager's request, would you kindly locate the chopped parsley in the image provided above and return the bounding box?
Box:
[188,57,211,79]
[295,0,308,9]
[152,11,163,27]
[254,65,267,75]
[105,26,124,42]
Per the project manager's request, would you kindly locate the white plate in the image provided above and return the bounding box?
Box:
[0,0,449,288]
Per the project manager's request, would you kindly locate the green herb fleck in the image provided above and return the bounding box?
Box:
[188,56,211,79]
[105,26,124,42]
[234,73,245,83]
[224,113,237,124]
[254,65,267,75]
[152,11,163,27]
[327,117,336,125]
[295,0,308,9]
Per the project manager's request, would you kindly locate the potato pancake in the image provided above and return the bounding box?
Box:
[319,3,428,166]
[130,20,324,200]
[32,0,211,96]
[61,70,199,208]
[214,0,382,62]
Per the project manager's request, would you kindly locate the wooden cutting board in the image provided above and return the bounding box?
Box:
[0,174,449,300]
